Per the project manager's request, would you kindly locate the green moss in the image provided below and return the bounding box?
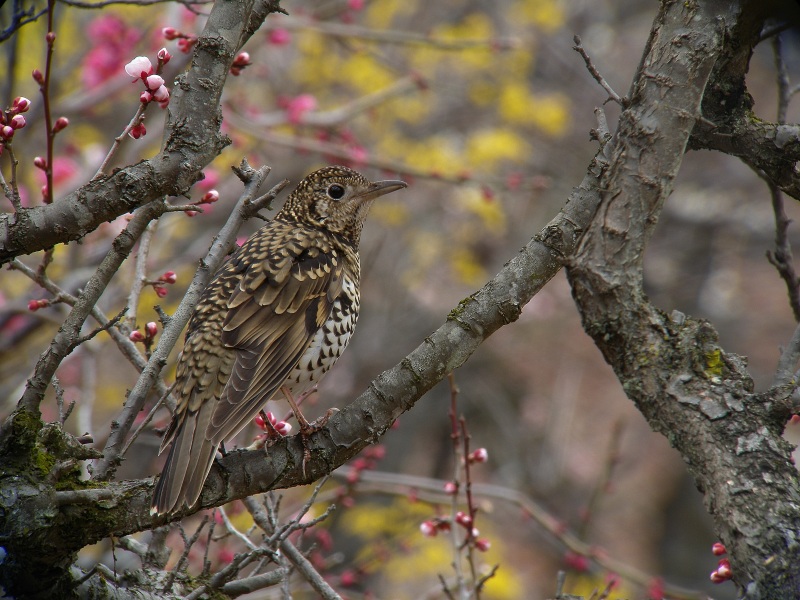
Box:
[704,348,724,378]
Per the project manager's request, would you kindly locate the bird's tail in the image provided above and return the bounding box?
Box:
[151,400,218,516]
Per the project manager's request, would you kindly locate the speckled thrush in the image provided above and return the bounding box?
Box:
[151,166,406,515]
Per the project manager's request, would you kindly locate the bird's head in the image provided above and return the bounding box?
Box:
[278,166,407,246]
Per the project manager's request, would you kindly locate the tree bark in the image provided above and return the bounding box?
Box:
[567,1,800,596]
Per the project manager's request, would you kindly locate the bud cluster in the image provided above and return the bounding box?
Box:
[0,97,31,146]
[162,27,197,53]
[130,321,159,351]
[709,542,732,584]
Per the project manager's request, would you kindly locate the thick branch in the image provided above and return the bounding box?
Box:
[567,1,800,596]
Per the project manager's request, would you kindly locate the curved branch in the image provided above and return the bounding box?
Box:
[0,0,283,265]
[46,151,609,549]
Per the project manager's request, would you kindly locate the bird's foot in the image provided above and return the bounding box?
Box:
[296,409,340,478]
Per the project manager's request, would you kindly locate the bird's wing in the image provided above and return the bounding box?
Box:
[205,226,345,444]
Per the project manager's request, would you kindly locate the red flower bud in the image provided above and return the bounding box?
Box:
[46,31,56,44]
[32,69,45,85]
[475,538,491,552]
[140,91,153,104]
[162,27,179,40]
[153,285,168,298]
[160,270,177,284]
[201,190,219,204]
[129,330,145,342]
[34,156,47,170]
[712,542,727,556]
[12,97,31,113]
[10,115,26,129]
[420,521,437,537]
[443,481,457,495]
[145,322,158,338]
[157,48,172,64]
[1,126,14,140]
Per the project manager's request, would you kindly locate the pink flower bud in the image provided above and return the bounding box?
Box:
[455,511,472,528]
[201,190,219,204]
[274,421,291,435]
[153,285,168,298]
[346,469,360,484]
[34,156,47,170]
[145,322,158,338]
[46,31,56,43]
[129,123,146,139]
[129,330,145,342]
[233,52,251,67]
[468,448,488,463]
[339,570,358,587]
[140,91,153,103]
[710,571,725,584]
[348,0,365,10]
[152,85,169,103]
[1,126,14,140]
[712,542,727,556]
[53,117,69,133]
[162,27,179,40]
[28,299,46,311]
[10,115,26,129]
[443,481,457,495]
[563,551,589,572]
[124,56,153,80]
[157,48,172,64]
[145,74,165,90]
[420,521,437,537]
[475,538,491,552]
[185,209,198,217]
[12,97,31,113]
[268,28,291,45]
[160,270,177,284]
[32,69,45,85]
[177,37,196,53]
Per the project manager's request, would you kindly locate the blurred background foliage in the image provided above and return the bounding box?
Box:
[2,0,800,598]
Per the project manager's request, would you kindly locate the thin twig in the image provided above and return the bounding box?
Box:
[572,35,628,107]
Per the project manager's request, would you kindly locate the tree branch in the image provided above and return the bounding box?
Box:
[566,1,800,596]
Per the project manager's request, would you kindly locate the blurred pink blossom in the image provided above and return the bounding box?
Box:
[285,94,317,124]
[125,57,153,81]
[82,16,142,87]
[268,28,291,45]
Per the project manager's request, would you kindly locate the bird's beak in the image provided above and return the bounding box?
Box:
[356,179,407,202]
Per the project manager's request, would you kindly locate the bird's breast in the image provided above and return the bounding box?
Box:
[284,274,360,396]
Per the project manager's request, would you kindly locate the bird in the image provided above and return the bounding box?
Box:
[151,166,406,515]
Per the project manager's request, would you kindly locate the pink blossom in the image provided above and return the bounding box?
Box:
[200,190,219,204]
[157,48,172,64]
[348,0,365,10]
[152,85,170,103]
[286,94,317,124]
[10,115,26,129]
[140,91,153,104]
[475,538,491,552]
[268,28,291,45]
[145,74,164,90]
[468,447,488,463]
[124,56,153,81]
[1,126,14,140]
[443,481,457,495]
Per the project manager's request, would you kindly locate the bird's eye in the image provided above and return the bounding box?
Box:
[327,184,345,200]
